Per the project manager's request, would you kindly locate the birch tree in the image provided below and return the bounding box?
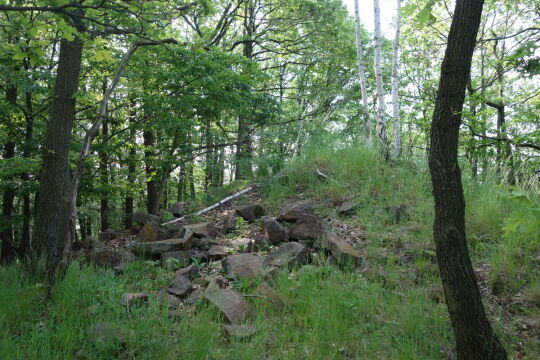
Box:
[373,0,390,160]
[353,0,370,138]
[391,0,402,159]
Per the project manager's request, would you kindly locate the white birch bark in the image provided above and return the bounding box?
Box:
[373,0,389,160]
[354,0,371,138]
[392,0,402,159]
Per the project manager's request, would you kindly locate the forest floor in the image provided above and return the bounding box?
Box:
[1,142,539,359]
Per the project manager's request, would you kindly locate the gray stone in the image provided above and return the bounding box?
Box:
[202,281,252,324]
[142,222,160,243]
[132,212,160,225]
[155,288,182,309]
[229,238,252,252]
[168,202,187,217]
[162,250,207,266]
[261,216,288,245]
[120,292,148,307]
[183,222,217,238]
[81,236,101,250]
[223,211,238,233]
[323,232,362,266]
[173,264,200,280]
[89,322,127,348]
[99,229,118,242]
[207,245,230,260]
[87,248,121,267]
[252,235,271,252]
[288,214,325,243]
[236,204,265,222]
[339,200,358,215]
[263,241,308,269]
[278,201,313,222]
[222,253,266,279]
[193,237,219,250]
[167,275,192,298]
[223,324,257,339]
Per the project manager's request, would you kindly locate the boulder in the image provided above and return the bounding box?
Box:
[81,236,101,250]
[132,212,160,225]
[193,237,219,250]
[339,200,358,215]
[252,235,271,252]
[173,264,199,280]
[155,288,182,309]
[278,201,313,222]
[255,282,283,305]
[235,204,265,222]
[323,232,362,266]
[229,238,253,252]
[223,324,257,339]
[288,214,325,243]
[120,292,148,307]
[142,222,160,243]
[263,241,308,270]
[202,281,253,324]
[185,288,203,306]
[99,229,118,242]
[183,222,217,238]
[136,236,193,256]
[167,275,193,298]
[222,253,266,279]
[162,250,207,266]
[168,202,187,217]
[207,245,230,260]
[223,211,238,233]
[261,216,288,245]
[87,248,121,267]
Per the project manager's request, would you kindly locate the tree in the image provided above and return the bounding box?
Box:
[428,0,507,358]
[391,0,402,159]
[353,0,370,138]
[373,0,389,159]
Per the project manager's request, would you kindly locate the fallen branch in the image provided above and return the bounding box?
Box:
[161,186,254,226]
[315,168,328,179]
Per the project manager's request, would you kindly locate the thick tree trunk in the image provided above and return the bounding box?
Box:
[99,91,109,231]
[33,38,84,271]
[428,1,507,359]
[391,0,402,159]
[353,0,370,137]
[373,0,389,160]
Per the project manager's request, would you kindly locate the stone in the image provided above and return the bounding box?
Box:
[202,281,253,324]
[252,235,271,252]
[255,282,283,305]
[81,236,101,250]
[87,248,121,267]
[223,324,257,339]
[222,253,266,279]
[99,229,117,242]
[132,212,160,225]
[168,202,187,217]
[167,275,192,298]
[339,200,358,215]
[261,216,288,245]
[388,205,408,223]
[185,288,203,306]
[323,232,362,266]
[173,264,199,280]
[193,237,219,250]
[278,201,314,222]
[183,222,217,238]
[288,214,325,243]
[162,250,207,266]
[142,222,160,243]
[89,322,127,348]
[229,238,253,252]
[155,288,182,309]
[235,204,265,222]
[120,292,148,307]
[263,241,308,270]
[207,245,230,260]
[223,211,238,233]
[136,236,194,256]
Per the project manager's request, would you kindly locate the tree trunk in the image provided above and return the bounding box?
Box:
[353,0,370,137]
[144,129,159,214]
[20,91,34,254]
[428,1,507,359]
[391,0,402,159]
[33,37,84,272]
[373,0,389,160]
[125,132,136,228]
[99,82,109,231]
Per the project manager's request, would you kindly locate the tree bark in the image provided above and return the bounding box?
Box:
[373,0,389,160]
[353,0,370,137]
[144,129,159,214]
[20,91,34,255]
[125,125,136,228]
[428,1,507,359]
[391,0,402,159]
[99,82,109,232]
[33,37,84,273]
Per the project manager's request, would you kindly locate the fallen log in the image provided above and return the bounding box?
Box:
[161,186,254,226]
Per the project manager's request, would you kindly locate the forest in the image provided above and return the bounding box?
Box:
[0,0,539,359]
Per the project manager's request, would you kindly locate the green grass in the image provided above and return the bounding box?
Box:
[1,137,538,359]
